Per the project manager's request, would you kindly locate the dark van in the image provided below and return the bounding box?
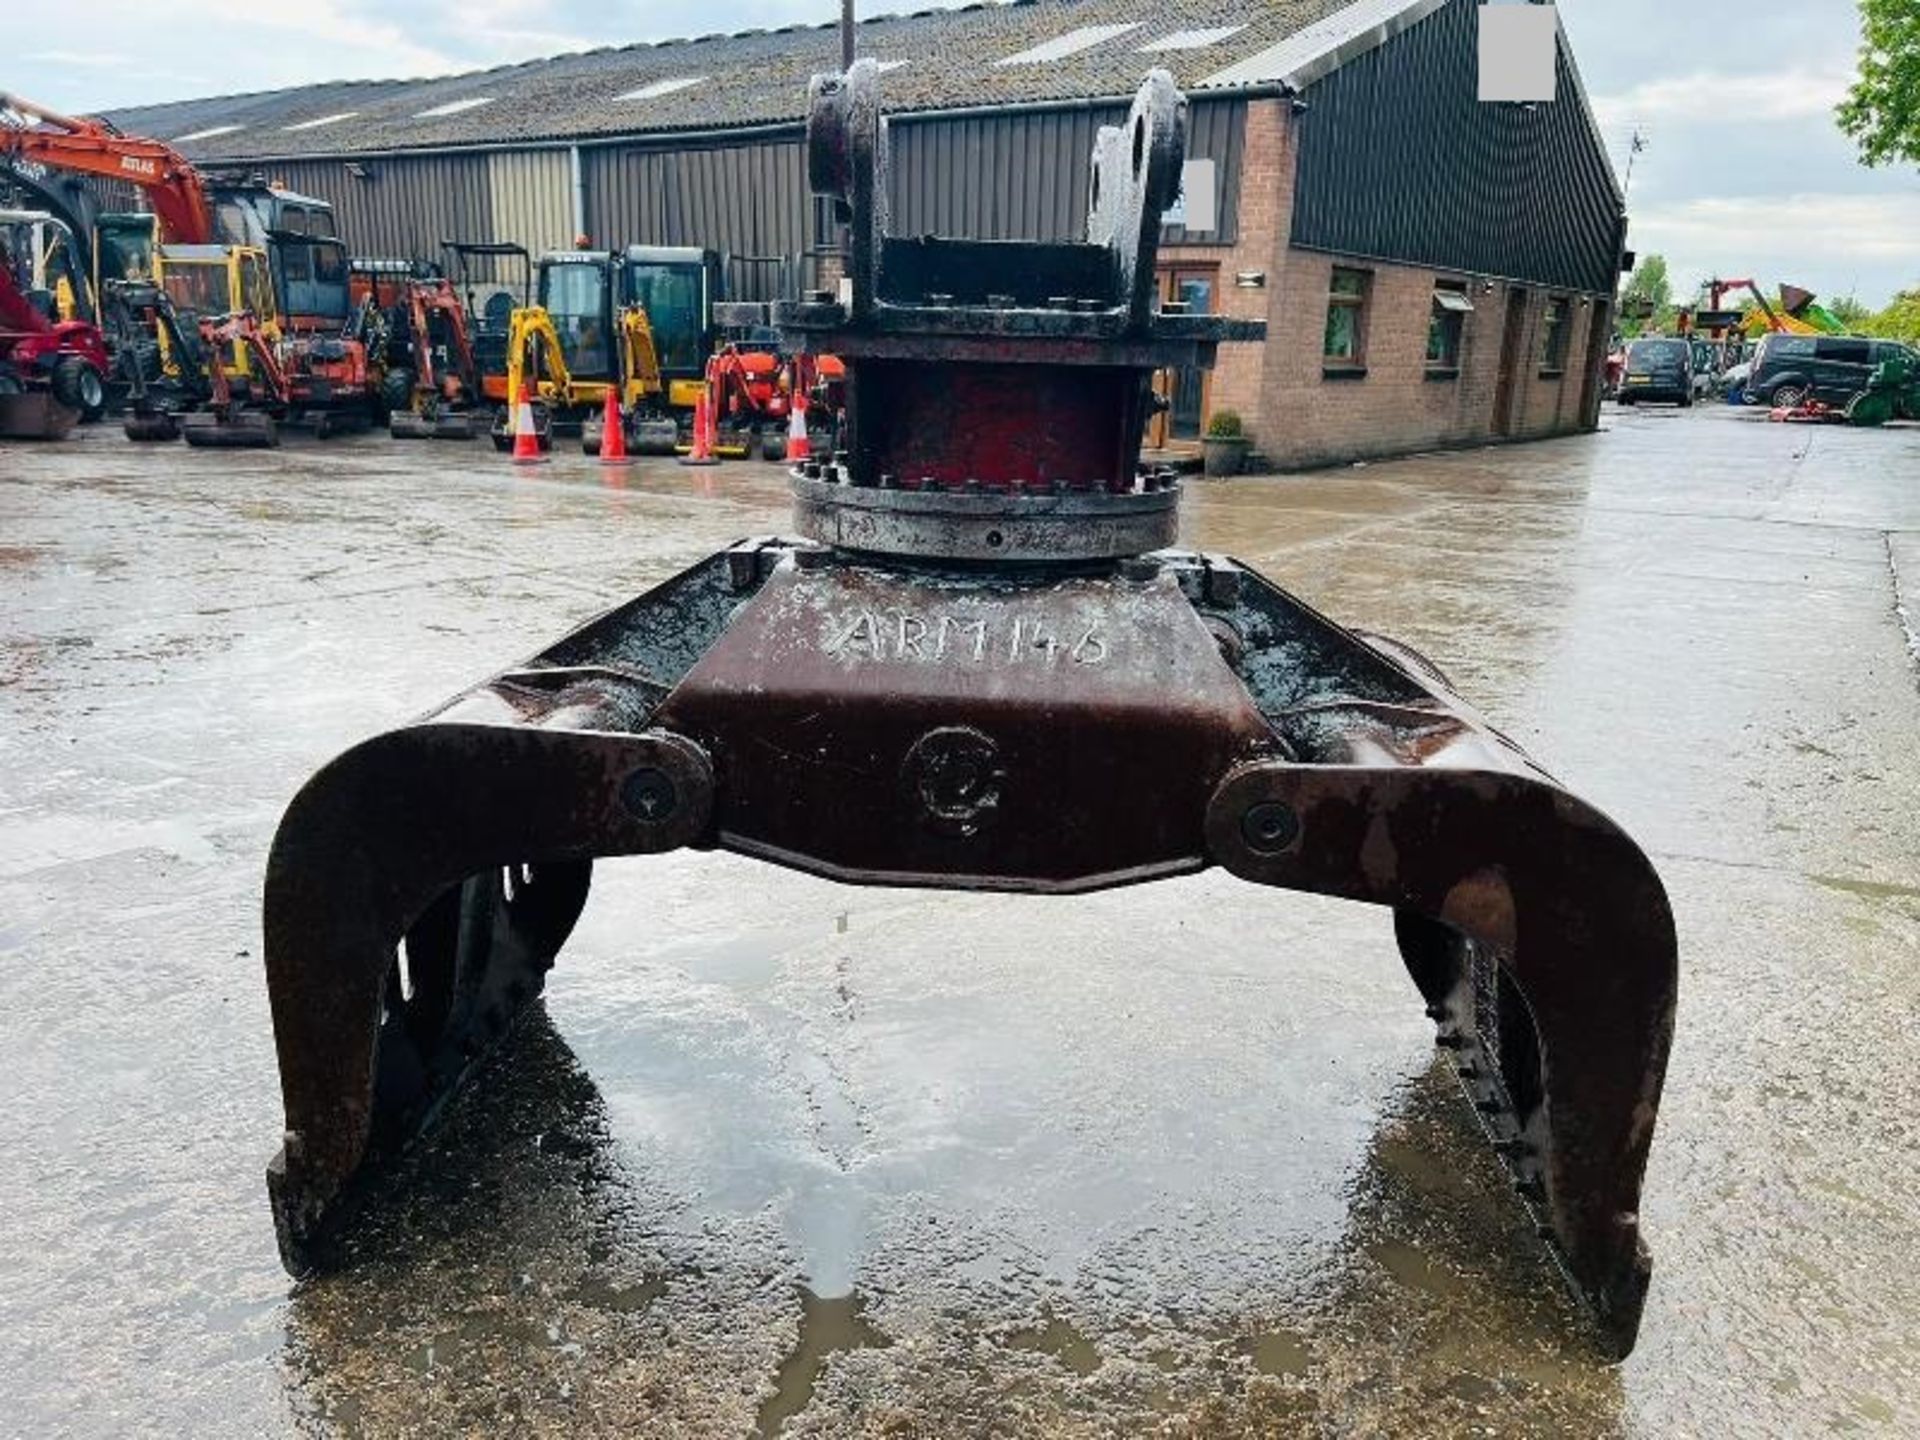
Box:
[1617,337,1694,406]
[1746,334,1920,410]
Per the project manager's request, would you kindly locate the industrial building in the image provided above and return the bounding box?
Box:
[96,0,1626,469]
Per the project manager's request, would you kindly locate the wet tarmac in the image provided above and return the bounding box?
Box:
[1,405,1915,1436]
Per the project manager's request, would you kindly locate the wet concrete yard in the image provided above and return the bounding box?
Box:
[2,406,1916,1435]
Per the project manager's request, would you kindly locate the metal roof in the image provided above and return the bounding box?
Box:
[94,0,1405,162]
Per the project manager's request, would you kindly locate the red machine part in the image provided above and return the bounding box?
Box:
[0,252,111,403]
[1,92,216,244]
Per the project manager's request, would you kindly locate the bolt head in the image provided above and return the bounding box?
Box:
[1240,800,1299,854]
[621,767,678,822]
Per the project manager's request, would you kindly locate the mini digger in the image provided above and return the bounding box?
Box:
[483,244,715,456]
[261,66,1677,1360]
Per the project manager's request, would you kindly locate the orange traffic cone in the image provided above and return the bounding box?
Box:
[679,385,720,467]
[510,383,546,466]
[597,388,629,465]
[785,390,812,463]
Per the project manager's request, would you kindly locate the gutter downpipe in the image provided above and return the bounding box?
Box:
[569,144,586,242]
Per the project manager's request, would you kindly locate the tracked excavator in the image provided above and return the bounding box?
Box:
[259,66,1676,1360]
[488,246,686,456]
[1,92,449,435]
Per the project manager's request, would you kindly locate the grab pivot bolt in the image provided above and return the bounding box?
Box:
[1240,800,1299,854]
[622,767,678,821]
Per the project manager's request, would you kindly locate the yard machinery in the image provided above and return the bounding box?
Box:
[0,208,111,435]
[370,271,483,440]
[260,65,1677,1361]
[2,93,377,429]
[443,240,531,407]
[489,247,681,456]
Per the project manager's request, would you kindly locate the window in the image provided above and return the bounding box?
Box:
[1820,339,1872,366]
[627,261,704,373]
[312,242,346,286]
[1324,267,1369,368]
[1427,282,1472,372]
[240,253,275,321]
[1541,297,1571,372]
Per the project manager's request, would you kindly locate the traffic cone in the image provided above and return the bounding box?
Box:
[679,385,720,466]
[785,390,812,463]
[597,387,629,465]
[510,383,546,466]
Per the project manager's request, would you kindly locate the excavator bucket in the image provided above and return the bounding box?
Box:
[391,408,479,440]
[123,408,182,442]
[183,410,278,448]
[261,66,1676,1359]
[0,389,79,440]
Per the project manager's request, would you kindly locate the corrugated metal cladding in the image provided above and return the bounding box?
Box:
[486,150,573,259]
[1289,0,1623,294]
[580,138,815,300]
[888,99,1244,245]
[269,154,492,268]
[211,96,1243,299]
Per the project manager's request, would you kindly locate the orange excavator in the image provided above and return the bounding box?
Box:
[2,92,381,432]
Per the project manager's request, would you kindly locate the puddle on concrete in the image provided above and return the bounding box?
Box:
[1235,1326,1312,1377]
[1002,1310,1103,1376]
[1810,873,1920,905]
[754,1288,890,1436]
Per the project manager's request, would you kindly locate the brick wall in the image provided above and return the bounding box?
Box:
[1157,98,1295,433]
[1250,249,1606,470]
[1151,96,1610,471]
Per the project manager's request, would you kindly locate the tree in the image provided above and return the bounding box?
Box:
[1869,289,1920,344]
[1620,254,1674,335]
[1828,295,1874,329]
[1838,0,1920,167]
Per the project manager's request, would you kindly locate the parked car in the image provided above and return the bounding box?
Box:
[1721,360,1752,404]
[1689,338,1718,400]
[1617,337,1694,407]
[1745,333,1920,410]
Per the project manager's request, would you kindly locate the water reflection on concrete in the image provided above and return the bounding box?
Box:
[4,411,1918,1435]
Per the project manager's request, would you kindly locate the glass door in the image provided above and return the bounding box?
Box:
[1153,266,1216,444]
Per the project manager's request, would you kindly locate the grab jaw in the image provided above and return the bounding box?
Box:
[262,62,1675,1357]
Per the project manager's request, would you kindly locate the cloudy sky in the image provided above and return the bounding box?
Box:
[14,0,1917,306]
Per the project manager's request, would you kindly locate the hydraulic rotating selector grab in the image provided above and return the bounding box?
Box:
[262,63,1676,1357]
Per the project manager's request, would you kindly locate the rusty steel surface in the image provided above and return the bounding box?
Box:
[261,63,1676,1362]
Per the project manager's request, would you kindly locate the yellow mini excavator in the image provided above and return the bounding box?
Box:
[489,246,698,455]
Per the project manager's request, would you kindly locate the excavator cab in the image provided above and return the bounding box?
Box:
[621,246,716,411]
[153,243,281,382]
[536,250,617,382]
[442,240,532,407]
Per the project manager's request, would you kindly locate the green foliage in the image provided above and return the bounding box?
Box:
[1863,289,1920,344]
[1205,409,1244,439]
[1838,0,1920,167]
[1828,295,1874,329]
[1621,254,1675,335]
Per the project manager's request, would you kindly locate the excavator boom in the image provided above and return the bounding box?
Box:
[1,92,214,245]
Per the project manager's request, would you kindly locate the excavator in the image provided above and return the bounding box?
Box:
[350,259,483,439]
[0,92,415,435]
[488,245,695,455]
[0,208,112,437]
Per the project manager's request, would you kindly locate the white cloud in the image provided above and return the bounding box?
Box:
[1631,191,1920,306]
[1592,66,1854,130]
[22,51,135,68]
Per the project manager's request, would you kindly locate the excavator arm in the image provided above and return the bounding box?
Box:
[1,93,214,245]
[1706,278,1784,334]
[503,305,572,407]
[617,304,666,408]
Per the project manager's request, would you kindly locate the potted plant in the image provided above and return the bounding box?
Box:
[1201,409,1250,477]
